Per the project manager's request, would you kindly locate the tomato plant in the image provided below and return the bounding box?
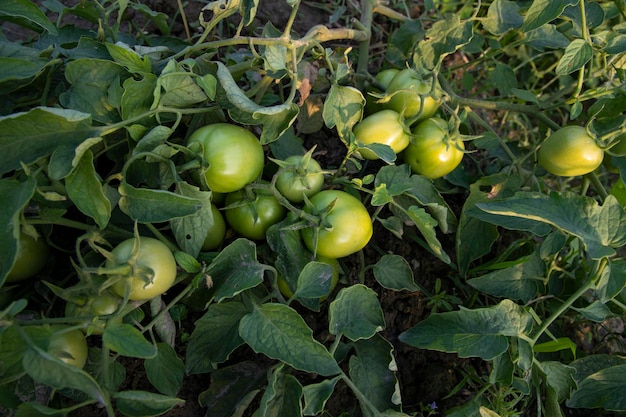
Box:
[538,126,604,177]
[5,229,49,283]
[276,256,340,300]
[107,237,177,301]
[224,187,287,240]
[187,123,265,193]
[201,203,227,251]
[402,117,465,179]
[65,292,123,335]
[353,109,410,160]
[384,68,440,122]
[48,326,88,369]
[274,153,325,203]
[301,190,373,258]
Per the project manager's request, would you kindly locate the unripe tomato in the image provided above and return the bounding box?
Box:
[108,237,177,301]
[301,190,373,258]
[403,117,465,179]
[385,69,440,122]
[353,109,410,160]
[65,292,123,335]
[5,230,49,283]
[277,256,340,300]
[375,69,400,90]
[187,123,264,193]
[538,126,604,177]
[224,188,287,240]
[201,203,227,251]
[275,154,325,203]
[48,326,88,369]
[365,69,400,115]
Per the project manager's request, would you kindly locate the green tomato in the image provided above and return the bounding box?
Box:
[353,109,410,160]
[5,230,49,283]
[187,123,264,193]
[385,69,440,122]
[48,326,88,369]
[201,203,227,251]
[275,154,325,203]
[301,190,373,258]
[375,69,400,90]
[403,117,465,179]
[65,292,123,335]
[108,237,177,301]
[224,188,287,240]
[277,256,340,300]
[538,126,604,177]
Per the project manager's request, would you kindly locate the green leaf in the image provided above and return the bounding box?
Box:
[405,205,450,264]
[522,0,577,32]
[328,284,385,341]
[483,0,523,35]
[22,347,105,403]
[556,39,593,75]
[102,323,157,359]
[477,192,626,259]
[255,364,303,417]
[65,150,111,229]
[349,335,401,414]
[467,251,545,303]
[105,42,151,74]
[144,342,184,397]
[533,337,577,357]
[596,259,626,302]
[121,74,157,120]
[488,62,517,95]
[303,376,340,416]
[398,299,532,360]
[239,303,341,376]
[322,83,365,139]
[118,181,202,223]
[157,60,208,108]
[415,14,474,69]
[170,182,214,258]
[185,302,248,374]
[198,361,267,417]
[566,364,626,411]
[205,238,266,302]
[293,261,334,299]
[372,254,419,292]
[0,178,36,285]
[0,325,48,383]
[112,390,184,417]
[59,58,129,123]
[0,57,58,94]
[0,0,58,35]
[524,24,570,51]
[0,107,99,176]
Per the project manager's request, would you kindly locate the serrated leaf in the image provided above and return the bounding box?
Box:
[185,302,248,374]
[477,192,626,259]
[65,149,111,229]
[205,238,266,302]
[239,303,341,376]
[566,364,626,411]
[102,323,157,359]
[556,39,593,75]
[144,343,184,397]
[112,390,184,417]
[329,284,385,341]
[372,254,419,292]
[398,299,532,360]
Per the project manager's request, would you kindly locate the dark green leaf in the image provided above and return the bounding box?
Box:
[566,364,626,411]
[121,74,157,120]
[488,62,517,96]
[372,254,419,292]
[118,181,202,223]
[524,24,570,50]
[293,261,334,299]
[556,39,593,75]
[0,0,58,34]
[255,364,303,417]
[483,0,523,35]
[144,342,184,397]
[522,0,577,32]
[596,259,626,302]
[112,390,184,417]
[185,302,248,374]
[303,376,340,416]
[102,323,157,359]
[170,182,214,258]
[415,14,473,69]
[398,299,532,360]
[329,284,385,341]
[239,303,341,376]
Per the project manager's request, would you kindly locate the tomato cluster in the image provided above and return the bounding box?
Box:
[357,68,465,179]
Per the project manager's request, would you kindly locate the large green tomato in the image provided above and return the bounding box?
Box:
[353,109,410,160]
[365,69,400,115]
[224,188,287,240]
[5,230,49,283]
[201,203,227,251]
[275,154,325,203]
[385,69,440,122]
[65,292,123,335]
[538,126,604,176]
[108,237,177,301]
[403,117,465,179]
[48,326,88,369]
[277,256,340,300]
[187,123,264,193]
[301,190,373,258]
